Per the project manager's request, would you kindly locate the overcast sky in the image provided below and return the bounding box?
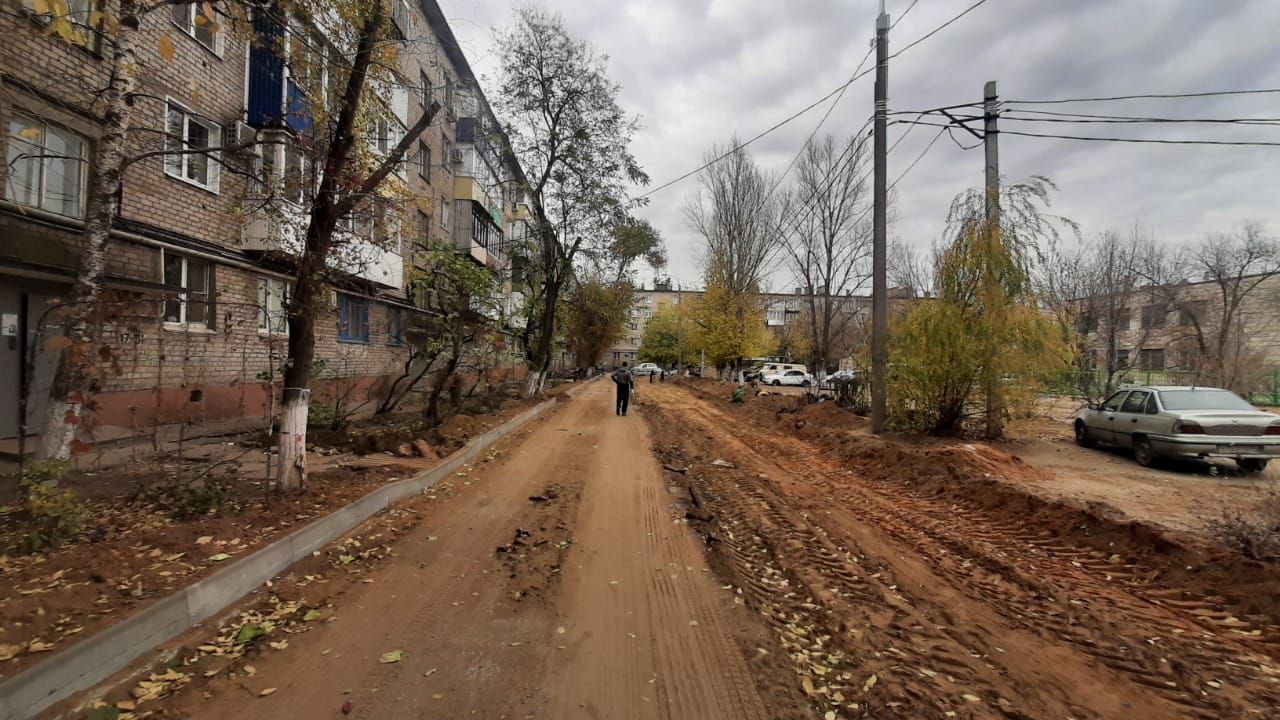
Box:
[442,0,1280,291]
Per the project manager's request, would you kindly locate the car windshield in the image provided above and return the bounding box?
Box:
[1157,389,1255,411]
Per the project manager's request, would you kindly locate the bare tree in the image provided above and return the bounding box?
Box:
[1038,227,1157,400]
[779,134,871,375]
[686,139,780,297]
[888,238,933,299]
[684,139,781,378]
[1146,223,1280,392]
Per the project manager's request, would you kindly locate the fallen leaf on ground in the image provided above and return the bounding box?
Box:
[209,553,230,562]
[195,536,213,545]
[303,610,322,622]
[380,649,404,664]
[260,688,277,697]
[802,677,816,696]
[863,674,878,693]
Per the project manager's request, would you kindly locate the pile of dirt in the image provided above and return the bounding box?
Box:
[0,465,407,679]
[673,379,1280,628]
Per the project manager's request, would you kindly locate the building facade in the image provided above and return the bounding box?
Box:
[0,1,530,442]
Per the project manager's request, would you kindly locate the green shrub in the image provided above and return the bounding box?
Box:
[10,460,86,553]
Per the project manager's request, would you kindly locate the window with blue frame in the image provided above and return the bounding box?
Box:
[387,307,403,346]
[337,293,369,342]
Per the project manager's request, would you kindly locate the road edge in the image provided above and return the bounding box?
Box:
[0,397,559,720]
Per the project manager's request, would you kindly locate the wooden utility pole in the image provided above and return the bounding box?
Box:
[870,2,889,433]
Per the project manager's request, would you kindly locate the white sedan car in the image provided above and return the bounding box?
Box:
[762,370,813,387]
[633,362,661,376]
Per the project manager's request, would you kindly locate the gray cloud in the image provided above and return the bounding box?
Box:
[446,0,1280,289]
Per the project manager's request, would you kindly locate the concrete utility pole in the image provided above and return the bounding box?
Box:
[870,2,889,434]
[984,81,999,220]
[982,80,1002,438]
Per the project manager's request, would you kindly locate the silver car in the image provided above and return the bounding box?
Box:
[1074,386,1280,472]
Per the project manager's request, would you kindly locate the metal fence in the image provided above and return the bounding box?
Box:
[1044,368,1280,406]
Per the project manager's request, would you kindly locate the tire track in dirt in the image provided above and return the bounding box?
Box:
[644,382,1280,719]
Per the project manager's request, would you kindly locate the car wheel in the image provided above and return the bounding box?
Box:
[1074,420,1095,448]
[801,379,811,387]
[1238,458,1269,474]
[1133,436,1155,467]
[772,380,781,387]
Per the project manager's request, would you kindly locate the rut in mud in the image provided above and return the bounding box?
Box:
[642,382,1280,719]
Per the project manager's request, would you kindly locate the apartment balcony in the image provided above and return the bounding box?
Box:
[242,209,403,288]
[452,199,502,270]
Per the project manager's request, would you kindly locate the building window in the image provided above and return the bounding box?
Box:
[1139,348,1165,370]
[417,140,431,182]
[258,278,289,333]
[1115,349,1130,368]
[164,101,220,191]
[337,293,369,342]
[162,251,212,327]
[444,73,455,117]
[1114,308,1131,332]
[24,0,97,47]
[1140,304,1166,329]
[628,323,637,331]
[442,136,453,174]
[281,142,313,205]
[171,2,218,53]
[440,198,450,230]
[416,210,431,248]
[420,70,432,108]
[387,307,403,345]
[5,112,86,217]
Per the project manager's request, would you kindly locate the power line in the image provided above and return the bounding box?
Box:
[999,110,1280,127]
[1003,88,1280,105]
[901,119,1280,147]
[632,0,992,202]
[765,0,924,197]
[767,46,875,196]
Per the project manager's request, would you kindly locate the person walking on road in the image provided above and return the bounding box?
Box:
[612,362,635,416]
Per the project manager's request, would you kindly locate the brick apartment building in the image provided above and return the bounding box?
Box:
[0,1,532,443]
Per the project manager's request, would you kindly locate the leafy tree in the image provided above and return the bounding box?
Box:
[494,7,647,396]
[638,301,690,367]
[378,240,497,420]
[688,282,773,373]
[890,178,1073,436]
[564,277,632,370]
[605,218,667,282]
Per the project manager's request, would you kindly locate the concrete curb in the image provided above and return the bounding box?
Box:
[0,398,557,720]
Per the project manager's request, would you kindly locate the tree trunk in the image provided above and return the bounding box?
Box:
[275,212,331,490]
[37,2,141,460]
[523,272,561,397]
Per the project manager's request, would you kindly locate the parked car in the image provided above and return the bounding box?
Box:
[747,362,808,382]
[1073,385,1280,472]
[762,369,813,387]
[633,362,660,376]
[822,370,859,388]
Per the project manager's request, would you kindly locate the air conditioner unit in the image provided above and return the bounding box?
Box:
[223,121,260,154]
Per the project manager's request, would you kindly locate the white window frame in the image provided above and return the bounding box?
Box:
[161,250,213,328]
[164,99,221,192]
[5,111,88,217]
[258,277,289,334]
[24,0,97,47]
[170,2,221,55]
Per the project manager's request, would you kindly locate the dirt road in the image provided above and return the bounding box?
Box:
[167,380,772,720]
[136,379,1280,720]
